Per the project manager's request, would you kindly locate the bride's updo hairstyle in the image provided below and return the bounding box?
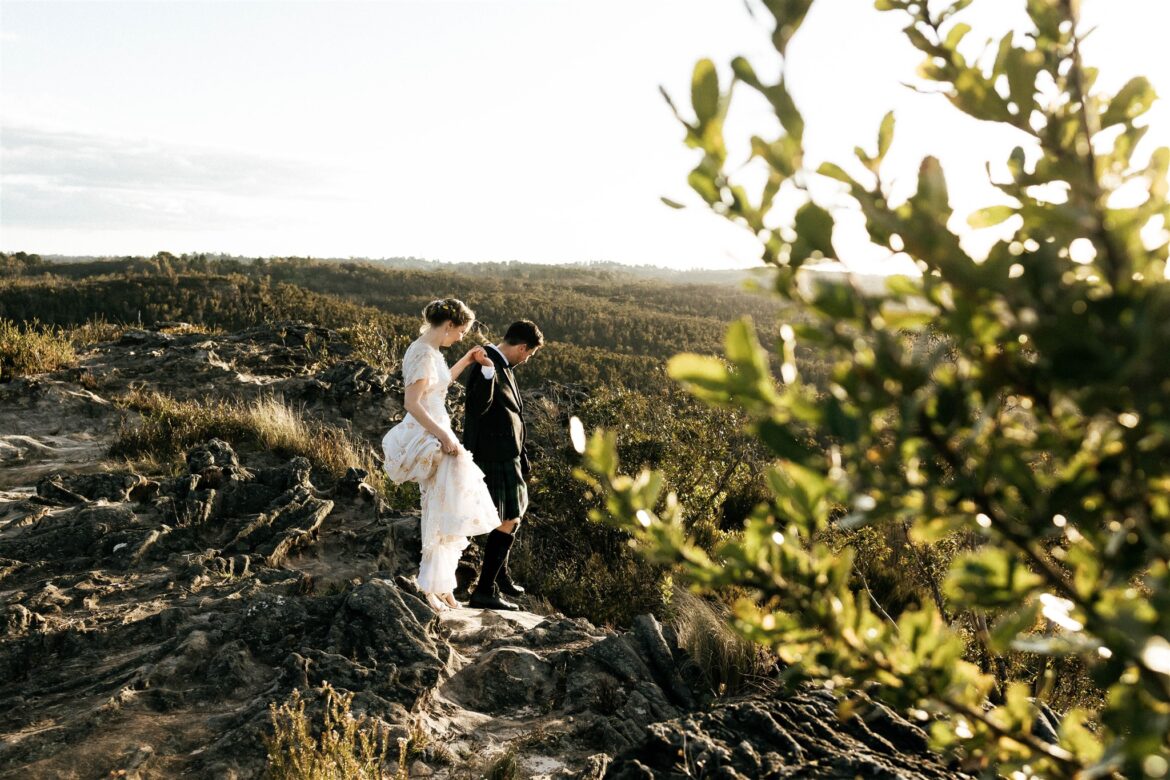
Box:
[420,298,475,334]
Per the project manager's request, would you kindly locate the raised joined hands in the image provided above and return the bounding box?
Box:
[465,346,493,367]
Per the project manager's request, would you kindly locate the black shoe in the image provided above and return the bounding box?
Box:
[469,588,519,611]
[497,575,525,597]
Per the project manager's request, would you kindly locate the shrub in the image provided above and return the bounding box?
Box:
[482,750,518,780]
[581,0,1170,776]
[340,317,412,372]
[515,384,772,627]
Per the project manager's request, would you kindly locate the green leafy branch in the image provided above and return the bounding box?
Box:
[585,0,1170,775]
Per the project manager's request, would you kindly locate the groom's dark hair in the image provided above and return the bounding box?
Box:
[503,320,544,349]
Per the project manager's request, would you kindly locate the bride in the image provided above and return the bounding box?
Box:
[381,298,502,611]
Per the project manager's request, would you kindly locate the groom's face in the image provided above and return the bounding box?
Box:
[513,344,540,366]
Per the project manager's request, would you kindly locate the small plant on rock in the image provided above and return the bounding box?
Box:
[263,685,390,780]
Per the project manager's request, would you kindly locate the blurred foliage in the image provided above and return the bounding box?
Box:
[581,0,1170,777]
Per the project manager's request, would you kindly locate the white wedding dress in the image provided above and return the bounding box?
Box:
[381,339,500,594]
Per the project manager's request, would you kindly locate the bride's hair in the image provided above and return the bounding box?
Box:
[420,298,475,334]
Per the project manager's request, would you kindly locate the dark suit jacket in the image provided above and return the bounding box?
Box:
[463,346,528,473]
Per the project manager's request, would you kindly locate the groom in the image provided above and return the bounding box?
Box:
[462,319,544,611]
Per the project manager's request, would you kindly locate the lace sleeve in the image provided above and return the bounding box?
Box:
[401,342,438,388]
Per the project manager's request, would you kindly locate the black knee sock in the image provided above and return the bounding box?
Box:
[474,529,510,594]
[495,530,517,581]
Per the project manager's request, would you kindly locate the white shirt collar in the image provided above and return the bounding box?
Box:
[487,343,510,367]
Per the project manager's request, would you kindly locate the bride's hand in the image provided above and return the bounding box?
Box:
[439,432,460,455]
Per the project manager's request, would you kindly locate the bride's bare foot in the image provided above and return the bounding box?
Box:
[425,593,450,612]
[440,592,461,609]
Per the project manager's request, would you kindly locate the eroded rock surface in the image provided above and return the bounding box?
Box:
[0,440,427,778]
[605,692,957,779]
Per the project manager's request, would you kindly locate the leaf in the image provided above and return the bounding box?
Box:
[916,156,951,214]
[944,22,971,53]
[992,32,1013,75]
[810,277,861,319]
[908,514,965,543]
[945,547,1043,609]
[583,429,618,478]
[758,417,819,462]
[1101,76,1157,127]
[767,461,831,515]
[691,59,720,125]
[1059,708,1105,764]
[877,111,895,161]
[817,162,855,185]
[1001,681,1036,730]
[793,201,835,258]
[773,78,805,141]
[967,205,1016,228]
[882,308,935,330]
[1003,47,1041,119]
[668,353,731,402]
[885,274,922,297]
[730,56,762,89]
[724,318,780,407]
[687,169,720,205]
[762,0,814,56]
[724,318,763,368]
[939,0,974,20]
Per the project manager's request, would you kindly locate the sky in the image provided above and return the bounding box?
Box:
[1,0,1168,271]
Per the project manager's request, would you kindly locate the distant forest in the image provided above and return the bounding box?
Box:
[0,251,793,392]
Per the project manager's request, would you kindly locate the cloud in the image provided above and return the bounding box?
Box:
[0,125,332,231]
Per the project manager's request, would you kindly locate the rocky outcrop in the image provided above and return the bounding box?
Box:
[605,692,958,779]
[0,322,968,779]
[0,439,424,778]
[0,434,711,778]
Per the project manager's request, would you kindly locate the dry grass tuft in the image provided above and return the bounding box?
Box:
[669,586,776,698]
[483,750,519,780]
[65,316,131,347]
[0,318,77,381]
[112,390,372,479]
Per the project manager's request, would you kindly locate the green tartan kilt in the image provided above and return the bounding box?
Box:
[482,457,528,521]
